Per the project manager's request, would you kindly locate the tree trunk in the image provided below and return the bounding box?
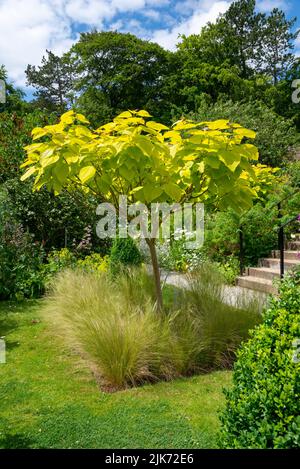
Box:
[146,238,163,311]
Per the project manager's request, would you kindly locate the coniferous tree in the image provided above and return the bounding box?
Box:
[261,8,299,84]
[25,50,75,112]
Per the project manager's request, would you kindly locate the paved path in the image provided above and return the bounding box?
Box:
[158,268,269,309]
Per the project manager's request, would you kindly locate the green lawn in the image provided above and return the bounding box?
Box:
[0,300,231,449]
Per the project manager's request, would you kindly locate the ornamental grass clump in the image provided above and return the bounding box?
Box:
[43,264,263,389]
[181,264,263,370]
[44,269,184,388]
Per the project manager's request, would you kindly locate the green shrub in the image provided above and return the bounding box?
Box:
[0,220,45,300]
[43,248,76,278]
[242,204,278,266]
[0,188,45,300]
[110,237,143,275]
[43,248,109,284]
[191,99,299,167]
[76,253,109,273]
[219,271,300,448]
[203,205,279,268]
[211,258,240,285]
[0,190,44,300]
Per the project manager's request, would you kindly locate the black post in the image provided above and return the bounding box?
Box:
[239,225,244,276]
[278,203,284,279]
[64,228,68,248]
[279,226,284,279]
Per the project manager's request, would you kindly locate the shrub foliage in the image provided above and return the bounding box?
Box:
[219,271,300,448]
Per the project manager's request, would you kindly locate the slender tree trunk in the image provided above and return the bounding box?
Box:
[146,238,163,311]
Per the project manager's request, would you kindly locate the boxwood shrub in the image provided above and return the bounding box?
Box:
[219,270,300,448]
[110,237,143,275]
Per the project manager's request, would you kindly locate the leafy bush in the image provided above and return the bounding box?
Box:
[219,271,300,448]
[3,177,104,252]
[76,253,109,274]
[191,99,299,167]
[242,204,278,266]
[43,248,108,284]
[203,205,278,268]
[0,188,44,299]
[110,237,143,275]
[0,220,45,300]
[212,258,240,285]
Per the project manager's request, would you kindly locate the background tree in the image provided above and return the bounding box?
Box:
[179,0,265,79]
[221,0,266,77]
[260,8,298,84]
[0,65,25,113]
[25,50,75,113]
[71,31,172,125]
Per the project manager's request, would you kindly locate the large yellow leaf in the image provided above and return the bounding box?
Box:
[20,166,37,181]
[79,165,96,183]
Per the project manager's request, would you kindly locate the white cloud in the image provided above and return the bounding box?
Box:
[257,0,291,13]
[145,0,170,6]
[0,0,148,87]
[151,1,231,50]
[64,0,112,24]
[142,9,161,20]
[0,0,71,86]
[112,0,145,12]
[0,0,295,90]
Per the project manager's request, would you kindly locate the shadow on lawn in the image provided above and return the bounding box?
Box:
[0,300,38,340]
[0,433,37,449]
[0,315,19,338]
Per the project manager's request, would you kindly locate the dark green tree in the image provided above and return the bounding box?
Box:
[72,31,172,125]
[0,65,25,113]
[25,50,75,113]
[179,0,265,78]
[260,8,299,84]
[221,0,266,77]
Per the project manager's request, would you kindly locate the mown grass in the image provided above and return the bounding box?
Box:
[0,300,231,449]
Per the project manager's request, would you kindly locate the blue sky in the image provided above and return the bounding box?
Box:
[0,0,299,91]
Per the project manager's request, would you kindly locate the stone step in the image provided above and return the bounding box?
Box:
[237,276,277,295]
[248,267,280,281]
[272,250,300,260]
[260,258,300,269]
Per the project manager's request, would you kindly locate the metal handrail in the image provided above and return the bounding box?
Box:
[278,213,300,278]
[268,188,300,212]
[239,188,300,278]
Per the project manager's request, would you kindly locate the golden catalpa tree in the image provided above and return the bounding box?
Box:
[21,109,263,309]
